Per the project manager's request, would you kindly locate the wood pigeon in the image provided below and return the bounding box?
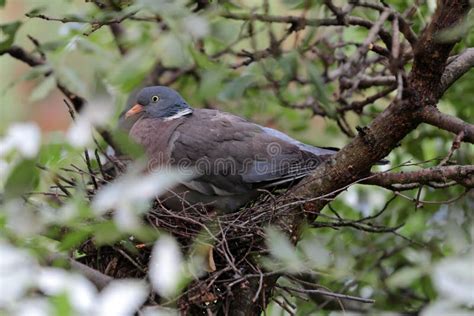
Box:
[120,86,339,212]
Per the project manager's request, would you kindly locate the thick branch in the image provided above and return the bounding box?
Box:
[421,106,474,143]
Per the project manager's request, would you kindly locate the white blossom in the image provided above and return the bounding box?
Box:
[149,235,183,298]
[95,279,148,316]
[0,122,41,158]
[0,242,39,307]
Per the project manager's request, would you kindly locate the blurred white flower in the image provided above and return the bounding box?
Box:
[184,15,209,39]
[58,23,83,36]
[5,201,45,237]
[66,99,113,147]
[0,242,39,307]
[67,117,93,148]
[38,268,97,314]
[141,305,179,316]
[95,279,148,316]
[92,166,192,229]
[421,299,472,316]
[433,253,474,306]
[14,298,52,316]
[149,235,183,298]
[0,122,41,158]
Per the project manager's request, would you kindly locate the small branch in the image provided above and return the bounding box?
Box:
[69,258,114,290]
[440,47,474,94]
[2,44,119,151]
[26,11,138,35]
[439,131,464,166]
[277,285,375,304]
[365,165,474,189]
[221,13,392,45]
[421,106,474,144]
[2,45,44,67]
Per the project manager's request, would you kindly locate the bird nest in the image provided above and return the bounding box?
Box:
[52,151,303,313]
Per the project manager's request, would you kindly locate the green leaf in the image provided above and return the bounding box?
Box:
[55,66,88,98]
[0,0,6,8]
[265,226,304,273]
[386,266,422,288]
[0,21,22,52]
[4,159,40,199]
[59,228,92,251]
[1,64,52,95]
[112,130,145,159]
[51,292,73,316]
[189,46,214,69]
[94,221,123,244]
[219,74,256,101]
[107,48,155,92]
[38,143,64,167]
[29,76,57,102]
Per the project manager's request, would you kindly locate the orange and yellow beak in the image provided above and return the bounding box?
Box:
[125,104,144,118]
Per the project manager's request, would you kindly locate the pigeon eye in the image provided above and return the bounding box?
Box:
[151,95,160,102]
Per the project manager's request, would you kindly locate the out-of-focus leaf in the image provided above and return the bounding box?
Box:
[282,0,319,9]
[107,48,155,92]
[219,74,256,101]
[265,226,304,273]
[280,51,298,82]
[29,76,57,102]
[0,0,6,8]
[433,253,474,305]
[93,221,122,245]
[51,292,73,316]
[436,16,473,43]
[305,62,334,117]
[112,130,145,159]
[189,46,214,69]
[386,266,422,288]
[59,229,92,251]
[55,67,88,98]
[184,15,209,39]
[0,21,21,52]
[157,34,191,67]
[38,143,64,167]
[4,159,39,200]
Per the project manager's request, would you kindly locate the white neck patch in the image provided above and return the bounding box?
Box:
[163,108,193,121]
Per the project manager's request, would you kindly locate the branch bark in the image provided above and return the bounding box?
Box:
[440,47,474,94]
[421,106,474,143]
[366,165,474,189]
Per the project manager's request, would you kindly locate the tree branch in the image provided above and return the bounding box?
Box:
[1,46,119,150]
[366,165,474,189]
[421,106,474,143]
[440,47,474,94]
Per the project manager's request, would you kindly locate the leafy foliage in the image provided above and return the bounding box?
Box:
[0,0,473,315]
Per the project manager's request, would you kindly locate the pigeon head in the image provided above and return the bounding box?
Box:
[125,86,193,120]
